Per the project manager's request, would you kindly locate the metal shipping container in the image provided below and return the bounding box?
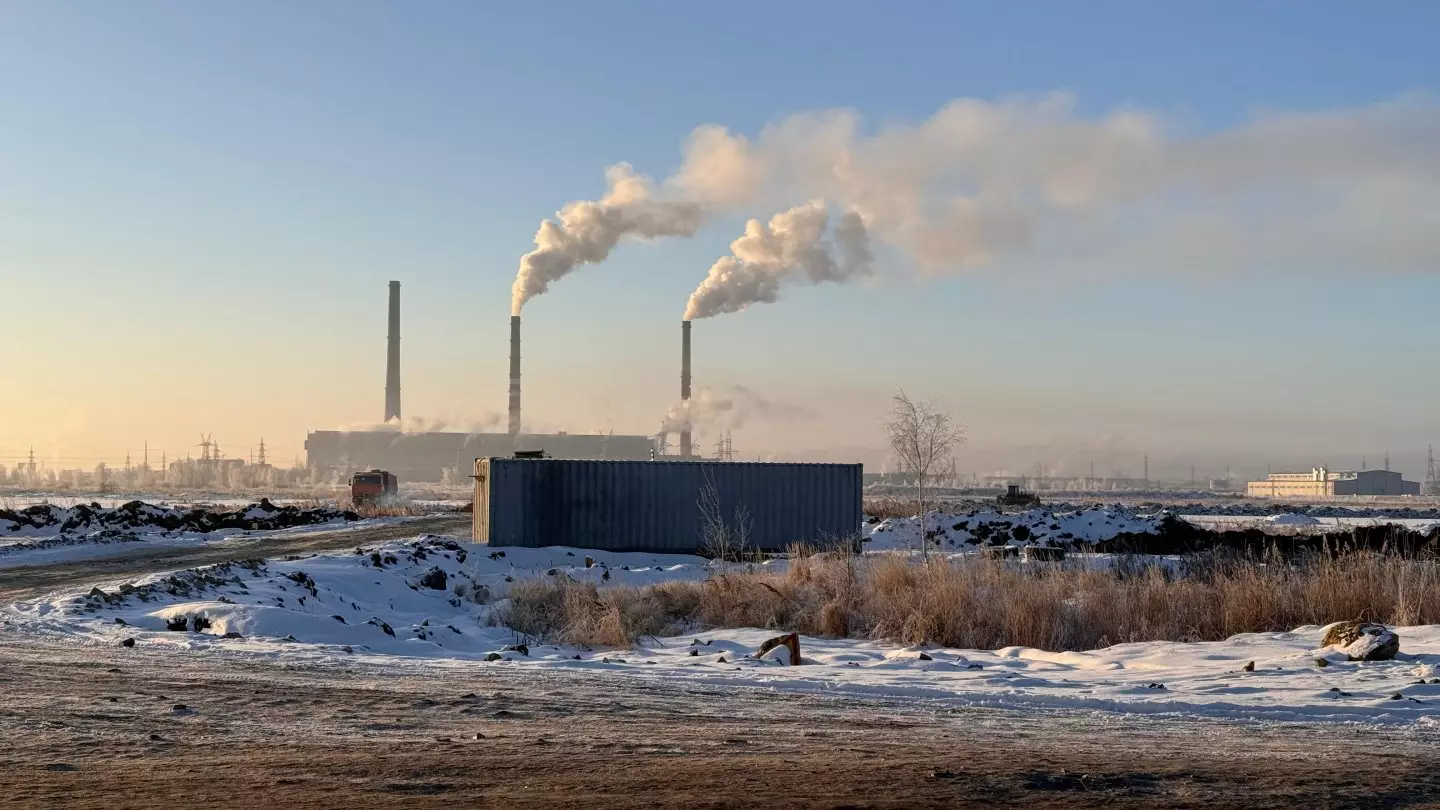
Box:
[472,458,862,553]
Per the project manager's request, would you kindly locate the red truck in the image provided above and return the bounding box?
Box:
[350,469,398,506]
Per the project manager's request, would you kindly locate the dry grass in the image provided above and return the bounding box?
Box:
[498,551,1440,651]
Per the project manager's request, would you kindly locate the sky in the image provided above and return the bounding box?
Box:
[2,1,1438,481]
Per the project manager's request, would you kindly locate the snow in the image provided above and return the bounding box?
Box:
[6,533,1440,728]
[864,507,1166,550]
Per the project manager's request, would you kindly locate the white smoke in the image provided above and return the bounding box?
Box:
[338,414,503,435]
[669,94,1440,276]
[512,164,704,314]
[684,202,873,319]
[663,385,810,433]
[516,95,1440,313]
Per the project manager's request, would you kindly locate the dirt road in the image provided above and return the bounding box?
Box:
[0,514,472,602]
[2,636,1437,809]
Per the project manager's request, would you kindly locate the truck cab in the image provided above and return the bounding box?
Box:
[350,469,398,506]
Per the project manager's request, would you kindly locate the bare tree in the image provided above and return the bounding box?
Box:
[885,390,966,558]
[698,475,751,572]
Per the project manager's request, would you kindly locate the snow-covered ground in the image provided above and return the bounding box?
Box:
[864,507,1164,550]
[5,533,1439,728]
[1184,514,1440,532]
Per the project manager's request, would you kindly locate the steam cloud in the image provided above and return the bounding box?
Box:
[518,94,1440,311]
[512,164,704,314]
[339,415,502,435]
[684,201,873,320]
[671,94,1440,276]
[663,385,810,433]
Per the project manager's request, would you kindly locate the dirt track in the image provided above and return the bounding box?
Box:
[0,514,472,602]
[2,637,1438,809]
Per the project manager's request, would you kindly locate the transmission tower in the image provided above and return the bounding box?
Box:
[713,431,735,462]
[257,438,267,467]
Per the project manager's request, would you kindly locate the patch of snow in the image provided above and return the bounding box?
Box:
[6,535,1440,727]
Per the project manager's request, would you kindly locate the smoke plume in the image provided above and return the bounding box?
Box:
[670,94,1440,277]
[517,95,1440,312]
[684,202,873,319]
[663,385,811,433]
[512,164,704,314]
[339,414,502,435]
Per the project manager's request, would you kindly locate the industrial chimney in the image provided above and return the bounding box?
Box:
[508,315,522,435]
[384,281,401,423]
[680,320,692,458]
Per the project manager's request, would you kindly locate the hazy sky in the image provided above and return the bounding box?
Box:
[3,1,1438,480]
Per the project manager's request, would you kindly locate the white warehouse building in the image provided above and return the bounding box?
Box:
[1247,467,1421,498]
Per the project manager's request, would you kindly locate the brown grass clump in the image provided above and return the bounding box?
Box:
[497,551,1440,652]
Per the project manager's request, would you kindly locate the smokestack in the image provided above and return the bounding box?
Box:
[508,315,522,435]
[384,281,401,422]
[680,320,692,458]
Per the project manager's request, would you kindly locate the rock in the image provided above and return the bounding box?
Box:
[119,638,135,648]
[113,617,128,626]
[1316,658,1329,668]
[966,663,983,670]
[165,617,189,632]
[148,734,164,742]
[502,644,529,656]
[340,645,354,654]
[1321,621,1400,661]
[418,567,448,591]
[172,704,189,712]
[87,587,106,598]
[486,652,503,662]
[688,649,699,657]
[1241,661,1255,672]
[716,656,727,664]
[1390,692,1405,701]
[918,652,933,661]
[473,733,485,740]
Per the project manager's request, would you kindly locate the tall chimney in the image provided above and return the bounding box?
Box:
[508,315,522,435]
[680,320,692,458]
[384,281,401,422]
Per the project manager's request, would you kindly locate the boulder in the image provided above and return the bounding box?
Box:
[418,567,448,591]
[1321,621,1399,661]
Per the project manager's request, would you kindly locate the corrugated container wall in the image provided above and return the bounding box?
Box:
[473,458,863,553]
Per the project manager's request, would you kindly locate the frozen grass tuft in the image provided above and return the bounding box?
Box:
[498,551,1440,651]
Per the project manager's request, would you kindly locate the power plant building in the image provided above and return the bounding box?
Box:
[1247,467,1421,498]
[305,281,655,483]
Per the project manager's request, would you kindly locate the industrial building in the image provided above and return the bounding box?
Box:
[304,281,657,482]
[473,457,863,552]
[1247,467,1421,498]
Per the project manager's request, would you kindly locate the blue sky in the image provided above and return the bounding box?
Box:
[2,2,1437,478]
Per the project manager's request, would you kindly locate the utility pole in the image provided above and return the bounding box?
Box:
[1385,450,1390,472]
[1144,454,1149,485]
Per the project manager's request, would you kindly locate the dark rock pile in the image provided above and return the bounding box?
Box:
[0,499,358,536]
